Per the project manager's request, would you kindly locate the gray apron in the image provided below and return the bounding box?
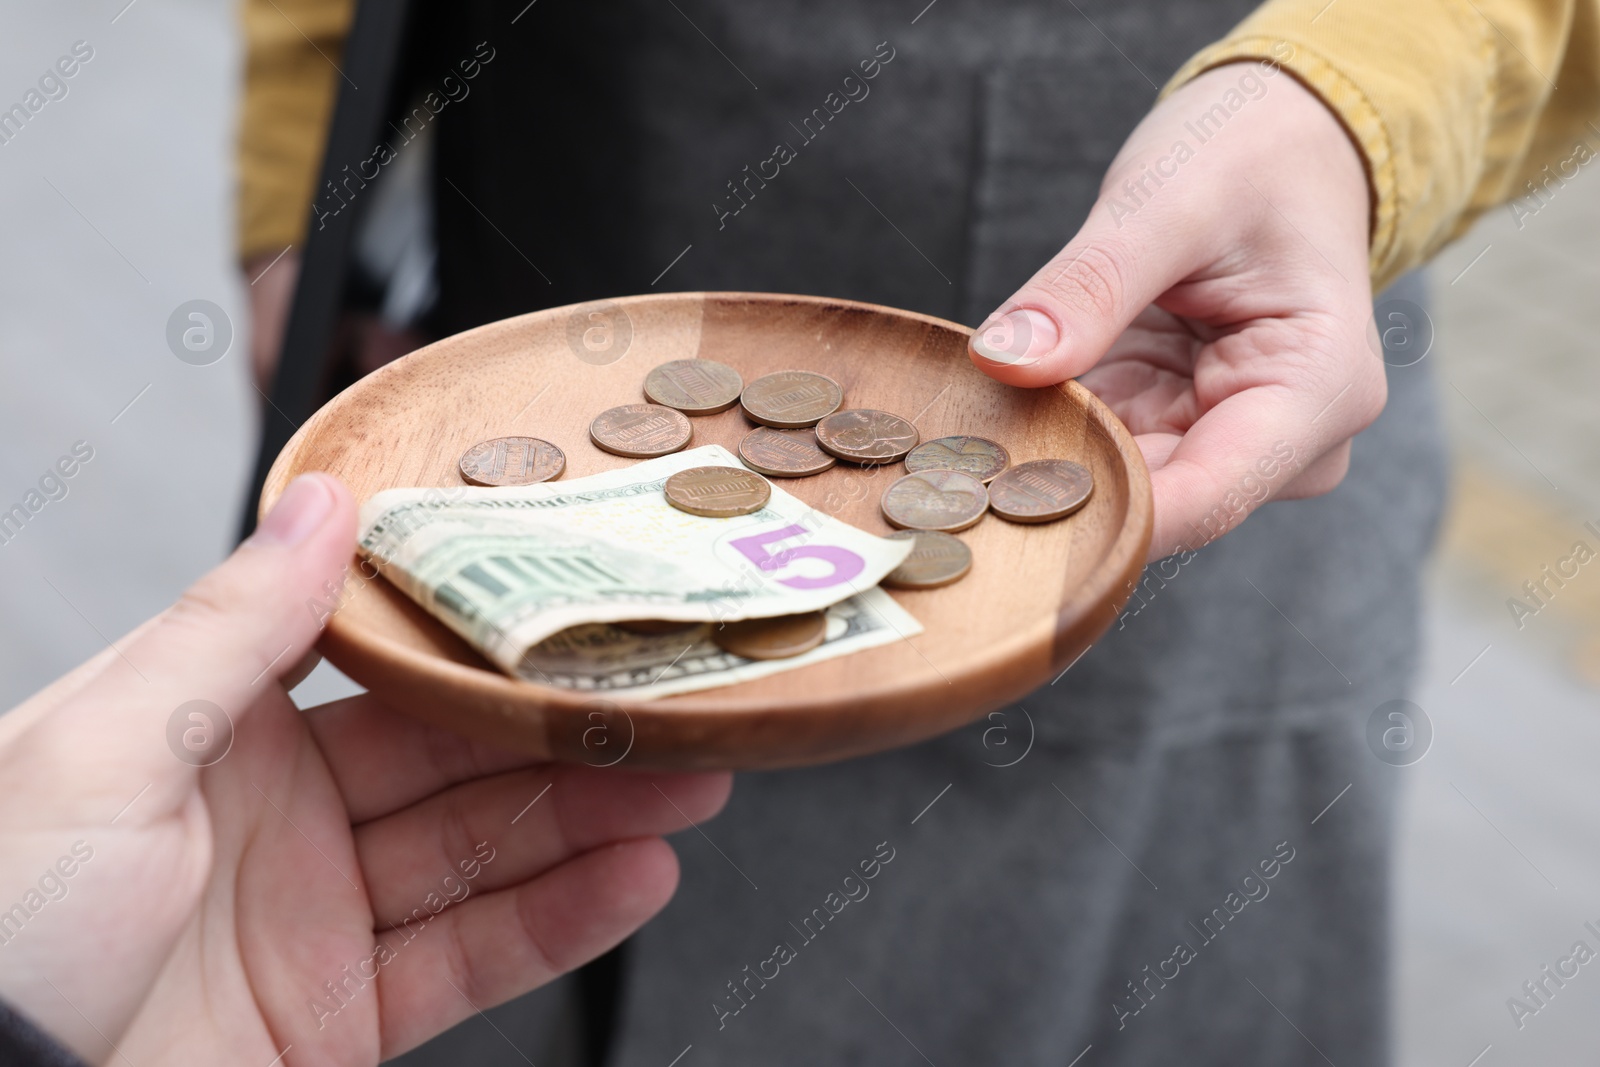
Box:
[393,1,1448,1062]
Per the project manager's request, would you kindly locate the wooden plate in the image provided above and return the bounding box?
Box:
[261,293,1151,769]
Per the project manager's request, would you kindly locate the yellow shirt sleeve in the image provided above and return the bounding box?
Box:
[238,0,1600,287]
[1164,0,1600,292]
[237,0,355,260]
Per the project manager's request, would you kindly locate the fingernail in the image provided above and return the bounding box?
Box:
[971,308,1060,368]
[253,474,337,547]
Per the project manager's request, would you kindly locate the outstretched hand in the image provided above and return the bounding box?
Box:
[0,473,731,1066]
[970,61,1386,560]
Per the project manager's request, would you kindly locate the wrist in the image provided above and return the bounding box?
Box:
[1101,60,1370,283]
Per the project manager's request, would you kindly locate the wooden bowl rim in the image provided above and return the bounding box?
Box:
[261,290,1152,723]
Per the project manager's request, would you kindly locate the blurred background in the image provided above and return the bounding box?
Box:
[1,3,1597,1064]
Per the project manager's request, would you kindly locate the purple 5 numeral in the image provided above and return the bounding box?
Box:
[728,523,865,590]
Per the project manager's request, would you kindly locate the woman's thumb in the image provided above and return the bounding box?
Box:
[969,216,1196,388]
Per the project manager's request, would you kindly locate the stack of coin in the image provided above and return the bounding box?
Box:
[450,355,1100,662]
[890,434,1093,534]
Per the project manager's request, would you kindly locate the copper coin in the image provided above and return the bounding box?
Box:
[740,371,844,428]
[589,404,692,458]
[643,359,744,415]
[882,530,973,589]
[738,426,837,478]
[988,459,1094,523]
[904,435,1011,482]
[815,409,920,464]
[613,619,703,635]
[712,611,827,660]
[880,469,989,533]
[664,465,772,517]
[457,436,566,486]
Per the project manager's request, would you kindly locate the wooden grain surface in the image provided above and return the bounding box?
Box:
[261,292,1152,769]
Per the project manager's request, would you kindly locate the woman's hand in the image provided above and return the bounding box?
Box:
[0,473,732,1066]
[970,61,1385,560]
[246,248,300,391]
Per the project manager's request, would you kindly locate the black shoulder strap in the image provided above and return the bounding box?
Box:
[239,0,415,540]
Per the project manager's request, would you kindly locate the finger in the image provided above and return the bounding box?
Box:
[280,649,323,693]
[374,837,679,1059]
[1276,442,1352,500]
[7,474,358,822]
[967,157,1216,388]
[355,765,731,927]
[1073,307,1202,432]
[305,694,551,822]
[1145,340,1384,559]
[1133,431,1181,475]
[968,62,1369,390]
[969,239,1197,389]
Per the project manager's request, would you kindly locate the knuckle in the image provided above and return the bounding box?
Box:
[1286,313,1346,368]
[511,882,566,977]
[420,721,482,786]
[155,569,257,655]
[545,772,574,857]
[1283,448,1352,500]
[1311,448,1353,491]
[440,907,487,1001]
[1323,448,1353,487]
[440,793,480,879]
[1312,316,1390,435]
[1353,352,1390,425]
[168,570,246,630]
[1038,240,1130,323]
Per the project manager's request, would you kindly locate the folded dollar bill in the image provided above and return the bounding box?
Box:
[357,445,919,690]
